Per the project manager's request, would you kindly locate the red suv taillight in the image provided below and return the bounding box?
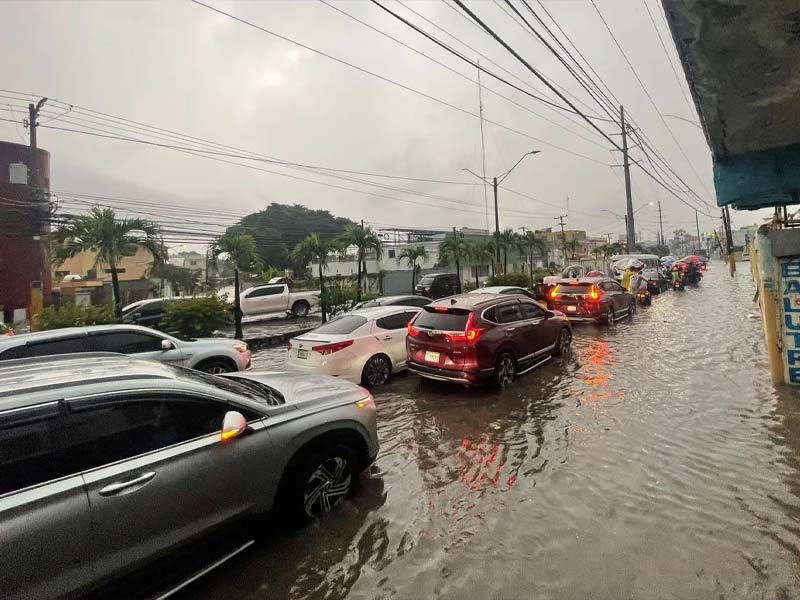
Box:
[589,285,600,300]
[407,321,420,337]
[311,340,354,355]
[445,312,483,344]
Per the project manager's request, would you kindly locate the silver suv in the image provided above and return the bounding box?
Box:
[0,354,378,600]
[0,324,251,373]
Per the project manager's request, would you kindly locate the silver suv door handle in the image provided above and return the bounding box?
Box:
[379,335,392,341]
[99,472,156,496]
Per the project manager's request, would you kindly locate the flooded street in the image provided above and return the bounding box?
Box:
[192,265,800,599]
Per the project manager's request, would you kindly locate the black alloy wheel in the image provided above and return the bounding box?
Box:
[629,299,637,317]
[554,328,572,356]
[302,455,353,518]
[199,360,233,374]
[606,306,615,326]
[292,301,310,318]
[494,353,516,388]
[362,355,391,387]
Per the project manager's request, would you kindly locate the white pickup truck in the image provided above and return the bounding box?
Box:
[239,283,320,318]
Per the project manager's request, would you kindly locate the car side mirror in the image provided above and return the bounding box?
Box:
[544,310,554,319]
[220,411,248,443]
[161,339,174,351]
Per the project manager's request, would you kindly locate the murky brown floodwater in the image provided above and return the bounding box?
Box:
[188,265,800,599]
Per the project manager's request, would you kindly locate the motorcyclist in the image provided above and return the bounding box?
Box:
[671,265,683,285]
[629,266,647,294]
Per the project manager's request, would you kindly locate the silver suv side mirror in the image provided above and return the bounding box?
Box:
[161,339,174,351]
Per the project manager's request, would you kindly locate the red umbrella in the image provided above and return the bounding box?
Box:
[680,255,703,264]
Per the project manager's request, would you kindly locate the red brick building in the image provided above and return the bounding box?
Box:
[0,140,52,323]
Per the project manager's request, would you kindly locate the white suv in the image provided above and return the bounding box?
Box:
[0,324,251,373]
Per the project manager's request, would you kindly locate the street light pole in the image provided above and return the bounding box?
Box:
[28,97,48,331]
[463,149,541,274]
[621,105,636,252]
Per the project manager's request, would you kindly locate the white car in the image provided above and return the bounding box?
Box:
[285,306,421,387]
[239,283,320,318]
[0,324,251,373]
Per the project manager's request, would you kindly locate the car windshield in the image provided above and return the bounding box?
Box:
[415,308,470,331]
[173,366,283,406]
[312,315,368,335]
[418,276,436,285]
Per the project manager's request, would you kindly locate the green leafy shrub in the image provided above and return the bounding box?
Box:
[321,285,359,318]
[487,272,533,288]
[361,292,379,302]
[40,303,116,330]
[159,296,230,338]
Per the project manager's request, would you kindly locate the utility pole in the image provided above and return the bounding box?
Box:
[657,199,664,247]
[694,209,702,254]
[477,59,490,232]
[722,206,735,276]
[620,105,636,253]
[453,226,461,284]
[556,215,568,259]
[605,233,612,244]
[27,98,48,331]
[493,177,500,269]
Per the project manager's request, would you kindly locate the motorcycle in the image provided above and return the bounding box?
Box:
[636,288,652,305]
[673,278,685,291]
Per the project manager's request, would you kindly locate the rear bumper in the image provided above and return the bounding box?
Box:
[407,361,487,385]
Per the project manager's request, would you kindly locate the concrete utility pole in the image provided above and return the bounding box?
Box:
[620,105,636,253]
[28,97,48,330]
[722,206,736,276]
[694,210,702,254]
[463,150,541,275]
[657,199,664,247]
[556,215,568,257]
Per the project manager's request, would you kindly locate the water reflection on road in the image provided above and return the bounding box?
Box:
[192,266,800,599]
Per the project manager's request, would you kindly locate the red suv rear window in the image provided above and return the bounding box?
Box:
[414,309,470,331]
[557,284,591,294]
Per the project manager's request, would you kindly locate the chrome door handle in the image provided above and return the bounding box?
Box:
[505,327,516,332]
[380,335,392,340]
[99,472,156,496]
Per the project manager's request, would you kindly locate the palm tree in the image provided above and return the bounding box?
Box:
[519,231,546,286]
[293,233,332,322]
[340,223,383,301]
[564,238,581,259]
[469,239,495,288]
[52,207,165,317]
[211,233,259,339]
[438,232,470,288]
[498,228,519,274]
[397,246,428,293]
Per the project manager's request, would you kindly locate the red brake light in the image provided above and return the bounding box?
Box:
[433,305,449,312]
[589,285,599,300]
[311,339,354,355]
[407,321,420,337]
[447,312,483,344]
[550,284,560,299]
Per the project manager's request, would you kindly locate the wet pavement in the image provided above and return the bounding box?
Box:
[189,266,800,599]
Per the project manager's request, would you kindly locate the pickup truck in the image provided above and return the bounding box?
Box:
[239,283,320,318]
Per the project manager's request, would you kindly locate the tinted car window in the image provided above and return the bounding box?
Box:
[402,297,432,307]
[61,397,232,472]
[414,309,469,331]
[313,315,368,335]
[91,332,163,354]
[557,284,591,294]
[376,311,417,330]
[418,276,435,286]
[0,336,92,360]
[247,286,282,298]
[0,407,66,495]
[496,303,523,324]
[139,301,164,316]
[520,302,545,319]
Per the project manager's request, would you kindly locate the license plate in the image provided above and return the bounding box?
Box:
[297,349,308,359]
[567,306,577,312]
[424,351,440,362]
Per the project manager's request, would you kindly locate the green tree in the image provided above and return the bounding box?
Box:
[149,263,200,296]
[226,203,355,271]
[498,228,519,274]
[52,207,165,317]
[438,232,470,288]
[397,246,428,293]
[293,233,332,321]
[469,239,495,288]
[339,223,383,302]
[211,233,259,339]
[519,231,547,286]
[564,238,581,259]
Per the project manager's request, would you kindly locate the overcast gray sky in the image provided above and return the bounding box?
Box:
[0,0,765,249]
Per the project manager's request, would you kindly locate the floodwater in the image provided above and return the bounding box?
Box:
[190,265,800,599]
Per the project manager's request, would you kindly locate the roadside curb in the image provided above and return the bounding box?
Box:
[244,326,315,351]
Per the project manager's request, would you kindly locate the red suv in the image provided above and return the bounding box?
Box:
[406,293,572,387]
[549,277,635,325]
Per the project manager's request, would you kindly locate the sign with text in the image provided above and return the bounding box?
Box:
[780,258,800,383]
